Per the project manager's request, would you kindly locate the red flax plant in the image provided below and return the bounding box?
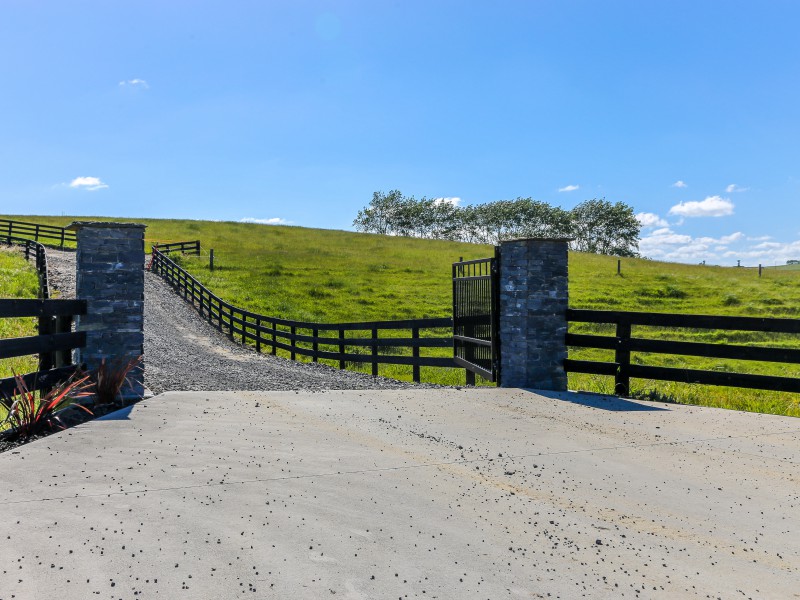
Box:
[91,355,143,405]
[0,372,93,440]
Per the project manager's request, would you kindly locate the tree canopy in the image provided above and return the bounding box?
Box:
[353,191,641,257]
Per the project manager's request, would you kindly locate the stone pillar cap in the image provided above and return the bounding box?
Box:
[67,221,147,231]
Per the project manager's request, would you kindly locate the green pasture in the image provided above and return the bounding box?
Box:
[2,214,799,416]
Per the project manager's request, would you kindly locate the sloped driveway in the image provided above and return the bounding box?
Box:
[1,388,798,599]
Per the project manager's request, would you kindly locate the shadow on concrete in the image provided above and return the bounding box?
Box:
[96,405,134,421]
[527,389,670,412]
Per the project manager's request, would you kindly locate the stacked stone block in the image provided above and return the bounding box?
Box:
[498,238,569,390]
[70,222,146,399]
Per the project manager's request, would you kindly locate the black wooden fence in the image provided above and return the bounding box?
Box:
[0,299,87,397]
[150,248,455,382]
[154,240,201,255]
[0,219,75,248]
[565,309,800,395]
[2,235,51,299]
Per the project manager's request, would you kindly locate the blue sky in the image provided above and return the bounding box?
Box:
[1,1,799,266]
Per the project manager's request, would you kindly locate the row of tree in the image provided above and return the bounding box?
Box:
[353,191,641,256]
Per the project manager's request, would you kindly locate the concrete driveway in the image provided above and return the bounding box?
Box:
[0,388,798,599]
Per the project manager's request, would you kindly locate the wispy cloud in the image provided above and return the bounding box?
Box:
[635,212,668,228]
[725,183,748,193]
[69,176,108,191]
[432,197,461,206]
[558,184,579,192]
[240,217,290,225]
[119,78,149,89]
[668,195,734,218]
[671,180,688,188]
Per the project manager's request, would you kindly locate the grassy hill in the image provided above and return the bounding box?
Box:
[2,214,799,416]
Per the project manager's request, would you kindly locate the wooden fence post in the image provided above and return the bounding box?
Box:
[614,320,631,396]
[371,328,378,377]
[412,327,420,383]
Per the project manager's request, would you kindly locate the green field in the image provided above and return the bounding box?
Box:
[2,214,799,416]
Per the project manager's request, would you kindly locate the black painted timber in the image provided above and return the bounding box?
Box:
[629,364,800,393]
[567,332,800,363]
[568,308,800,334]
[0,332,85,360]
[0,299,87,319]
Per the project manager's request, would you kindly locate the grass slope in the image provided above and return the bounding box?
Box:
[2,214,799,416]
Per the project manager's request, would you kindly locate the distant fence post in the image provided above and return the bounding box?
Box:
[69,221,146,399]
[498,238,570,390]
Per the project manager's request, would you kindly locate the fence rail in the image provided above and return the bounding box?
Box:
[565,309,800,395]
[0,299,87,397]
[2,235,52,299]
[150,247,455,382]
[0,219,75,248]
[154,240,201,255]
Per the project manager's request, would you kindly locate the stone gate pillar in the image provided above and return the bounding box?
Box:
[498,238,570,390]
[69,222,146,399]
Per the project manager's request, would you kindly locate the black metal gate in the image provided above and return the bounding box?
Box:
[452,249,500,384]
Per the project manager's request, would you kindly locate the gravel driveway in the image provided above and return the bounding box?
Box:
[46,250,427,394]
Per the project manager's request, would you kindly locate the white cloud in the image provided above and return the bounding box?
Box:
[668,195,734,218]
[635,212,668,228]
[69,176,108,191]
[727,240,800,265]
[119,78,149,89]
[558,184,579,192]
[640,228,693,246]
[239,217,290,225]
[638,225,800,266]
[719,232,744,244]
[725,183,748,193]
[671,180,688,188]
[432,197,461,206]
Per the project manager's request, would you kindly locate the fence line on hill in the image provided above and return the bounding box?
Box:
[0,219,76,249]
[1,234,52,299]
[153,240,201,255]
[149,246,457,382]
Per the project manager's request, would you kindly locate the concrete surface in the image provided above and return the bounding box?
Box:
[0,388,798,599]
